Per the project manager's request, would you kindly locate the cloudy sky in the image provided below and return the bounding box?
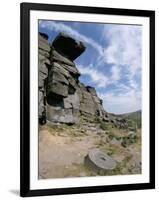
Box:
[39,20,142,114]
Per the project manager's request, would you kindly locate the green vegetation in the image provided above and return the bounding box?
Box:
[100,121,109,130]
[119,110,141,129]
[121,133,138,148]
[94,117,113,131]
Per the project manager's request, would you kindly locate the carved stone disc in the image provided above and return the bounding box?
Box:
[84,149,117,173]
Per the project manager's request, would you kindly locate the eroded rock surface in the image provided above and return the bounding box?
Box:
[38,32,109,124]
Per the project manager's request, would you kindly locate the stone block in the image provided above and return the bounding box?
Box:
[47,81,68,97]
[48,68,69,85]
[50,49,75,66]
[52,32,86,61]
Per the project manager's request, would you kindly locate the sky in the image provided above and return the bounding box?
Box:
[39,20,142,114]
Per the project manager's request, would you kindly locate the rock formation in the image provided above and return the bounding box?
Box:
[38,32,128,127]
[38,32,50,124]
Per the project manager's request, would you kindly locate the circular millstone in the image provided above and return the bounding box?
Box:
[84,149,117,173]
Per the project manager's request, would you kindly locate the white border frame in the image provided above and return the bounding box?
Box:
[30,10,150,190]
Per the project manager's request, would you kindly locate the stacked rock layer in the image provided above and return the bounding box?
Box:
[38,32,108,124]
[38,33,50,124]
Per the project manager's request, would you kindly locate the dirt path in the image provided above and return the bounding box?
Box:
[39,123,141,179]
[39,126,100,178]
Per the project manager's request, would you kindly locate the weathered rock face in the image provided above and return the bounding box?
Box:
[38,33,51,124]
[38,32,107,124]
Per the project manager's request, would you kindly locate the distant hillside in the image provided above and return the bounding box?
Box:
[118,110,142,128]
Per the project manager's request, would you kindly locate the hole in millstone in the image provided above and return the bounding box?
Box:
[100,157,106,161]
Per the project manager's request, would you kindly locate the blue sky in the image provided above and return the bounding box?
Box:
[39,20,142,114]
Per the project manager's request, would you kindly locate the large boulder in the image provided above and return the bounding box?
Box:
[52,32,86,61]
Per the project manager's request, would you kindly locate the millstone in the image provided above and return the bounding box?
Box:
[84,149,117,173]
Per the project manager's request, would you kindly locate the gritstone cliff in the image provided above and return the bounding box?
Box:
[38,32,127,128]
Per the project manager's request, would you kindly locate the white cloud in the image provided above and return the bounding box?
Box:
[98,89,141,114]
[98,25,142,113]
[77,64,121,88]
[110,65,121,82]
[78,64,108,88]
[39,20,104,57]
[103,25,142,79]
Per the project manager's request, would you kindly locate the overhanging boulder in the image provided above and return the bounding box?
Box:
[52,32,86,61]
